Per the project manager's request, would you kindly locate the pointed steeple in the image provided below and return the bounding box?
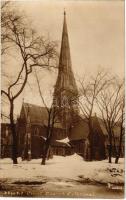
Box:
[55,11,78,96]
[53,11,79,128]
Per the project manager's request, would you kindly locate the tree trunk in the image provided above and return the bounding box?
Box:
[115,127,123,164]
[41,113,51,165]
[108,144,112,163]
[112,131,117,158]
[108,134,112,163]
[10,100,18,164]
[41,109,55,165]
[41,137,50,165]
[88,120,93,161]
[115,156,119,164]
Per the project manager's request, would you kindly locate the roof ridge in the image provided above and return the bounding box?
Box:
[23,102,48,109]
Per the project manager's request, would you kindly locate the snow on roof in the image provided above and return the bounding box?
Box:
[56,137,71,147]
[40,136,46,141]
[56,137,70,143]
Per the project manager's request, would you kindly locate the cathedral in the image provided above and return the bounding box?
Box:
[17,11,85,160]
[1,12,124,160]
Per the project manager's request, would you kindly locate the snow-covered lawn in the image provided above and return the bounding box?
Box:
[0,154,124,185]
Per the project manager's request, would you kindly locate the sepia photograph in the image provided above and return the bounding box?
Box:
[0,0,125,198]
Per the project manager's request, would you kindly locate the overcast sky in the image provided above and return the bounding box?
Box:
[18,0,124,75]
[2,0,124,120]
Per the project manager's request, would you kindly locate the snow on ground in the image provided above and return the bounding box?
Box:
[0,154,124,185]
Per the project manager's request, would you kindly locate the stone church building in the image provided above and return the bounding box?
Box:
[1,12,124,160]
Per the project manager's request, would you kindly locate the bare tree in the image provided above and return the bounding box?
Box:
[34,70,59,165]
[1,1,15,55]
[115,86,125,164]
[96,78,124,163]
[1,3,57,164]
[78,70,109,160]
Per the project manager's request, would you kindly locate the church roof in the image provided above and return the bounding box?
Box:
[69,117,89,141]
[19,103,123,139]
[69,115,123,141]
[96,117,123,138]
[20,102,63,129]
[22,103,48,125]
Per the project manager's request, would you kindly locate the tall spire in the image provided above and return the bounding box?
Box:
[55,11,78,95]
[53,11,79,129]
